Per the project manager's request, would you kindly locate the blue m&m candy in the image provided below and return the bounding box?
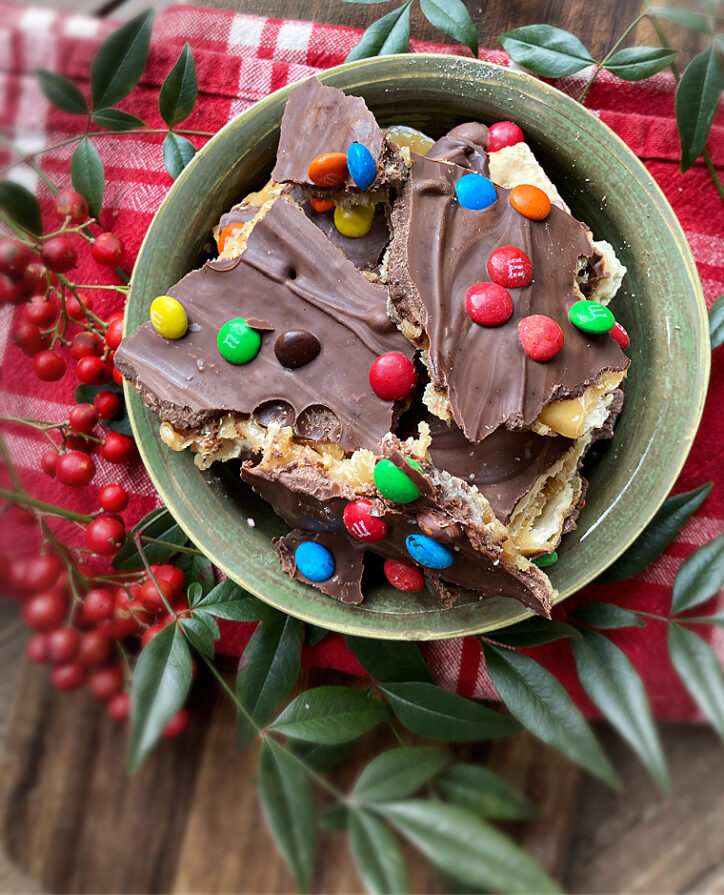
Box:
[405,533,454,570]
[295,541,335,582]
[347,143,376,191]
[455,173,497,210]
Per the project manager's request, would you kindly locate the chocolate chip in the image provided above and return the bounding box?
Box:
[274,330,321,369]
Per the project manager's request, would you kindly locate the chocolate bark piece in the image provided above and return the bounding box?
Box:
[116,198,413,454]
[277,530,365,604]
[427,122,490,175]
[387,153,629,443]
[271,77,405,200]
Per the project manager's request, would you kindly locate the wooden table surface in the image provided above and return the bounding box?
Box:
[2,1,720,893]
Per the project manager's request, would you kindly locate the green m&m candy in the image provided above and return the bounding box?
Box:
[374,458,423,503]
[568,300,615,334]
[217,318,261,364]
[534,551,558,568]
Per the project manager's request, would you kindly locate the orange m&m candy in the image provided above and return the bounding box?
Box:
[307,152,348,187]
[510,184,551,221]
[310,197,336,213]
[217,223,245,254]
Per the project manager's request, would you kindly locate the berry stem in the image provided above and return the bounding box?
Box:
[0,489,93,523]
[0,134,59,196]
[133,535,178,618]
[578,11,647,104]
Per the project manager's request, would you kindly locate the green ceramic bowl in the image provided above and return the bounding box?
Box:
[125,55,709,640]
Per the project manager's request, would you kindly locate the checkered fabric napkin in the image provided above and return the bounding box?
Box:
[1,2,722,720]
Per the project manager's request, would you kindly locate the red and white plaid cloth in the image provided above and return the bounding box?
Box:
[1,2,723,720]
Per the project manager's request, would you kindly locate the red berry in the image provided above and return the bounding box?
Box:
[113,367,124,386]
[13,321,48,356]
[51,662,86,690]
[76,355,109,385]
[487,246,533,289]
[85,515,125,556]
[33,350,66,381]
[98,483,129,514]
[610,321,630,350]
[55,451,95,487]
[40,450,59,478]
[41,237,77,274]
[69,403,99,435]
[139,578,174,614]
[343,499,389,543]
[115,586,153,624]
[487,121,525,153]
[88,665,123,701]
[66,293,93,322]
[141,623,167,649]
[369,352,417,401]
[22,590,67,631]
[152,564,185,597]
[105,312,125,350]
[46,626,81,664]
[97,612,138,640]
[465,282,514,327]
[517,315,564,362]
[0,239,34,276]
[162,707,189,738]
[92,232,126,267]
[383,559,425,592]
[23,261,51,295]
[107,691,130,722]
[26,633,50,664]
[100,431,134,463]
[77,630,112,667]
[94,389,121,420]
[70,331,103,360]
[0,272,33,305]
[83,588,114,622]
[24,295,57,326]
[65,434,94,454]
[55,189,89,223]
[23,555,63,593]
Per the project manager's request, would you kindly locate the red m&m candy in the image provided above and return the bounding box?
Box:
[384,559,425,592]
[465,282,513,327]
[487,246,533,289]
[343,499,388,543]
[518,315,564,361]
[487,121,524,153]
[610,321,630,349]
[369,352,417,401]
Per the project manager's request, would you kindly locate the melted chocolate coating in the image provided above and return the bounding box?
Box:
[388,154,629,442]
[427,122,490,175]
[116,199,413,452]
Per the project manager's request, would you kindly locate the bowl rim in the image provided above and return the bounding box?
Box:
[124,53,710,639]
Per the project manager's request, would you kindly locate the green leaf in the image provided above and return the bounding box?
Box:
[235,614,303,747]
[380,681,520,741]
[419,0,477,56]
[435,764,535,820]
[91,108,146,131]
[682,611,724,627]
[352,747,450,801]
[0,181,42,235]
[258,739,316,893]
[597,482,713,582]
[487,617,582,647]
[73,381,122,405]
[163,133,196,179]
[345,636,432,683]
[668,623,724,740]
[180,612,218,659]
[318,804,348,831]
[571,630,670,793]
[193,578,275,621]
[710,295,724,350]
[128,623,192,771]
[348,809,409,895]
[604,46,679,81]
[176,552,215,597]
[676,44,724,172]
[483,644,619,787]
[104,413,132,436]
[35,69,88,115]
[647,7,713,34]
[305,624,329,647]
[671,534,724,614]
[269,686,391,744]
[498,24,595,77]
[90,9,154,110]
[570,602,646,629]
[70,137,104,221]
[159,43,198,128]
[346,1,412,62]
[112,508,187,571]
[377,801,561,894]
[290,740,356,772]
[339,0,394,3]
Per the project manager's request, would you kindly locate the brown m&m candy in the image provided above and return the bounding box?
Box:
[274,330,321,369]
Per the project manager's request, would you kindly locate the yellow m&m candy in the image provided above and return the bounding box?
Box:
[333,203,376,239]
[150,295,188,340]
